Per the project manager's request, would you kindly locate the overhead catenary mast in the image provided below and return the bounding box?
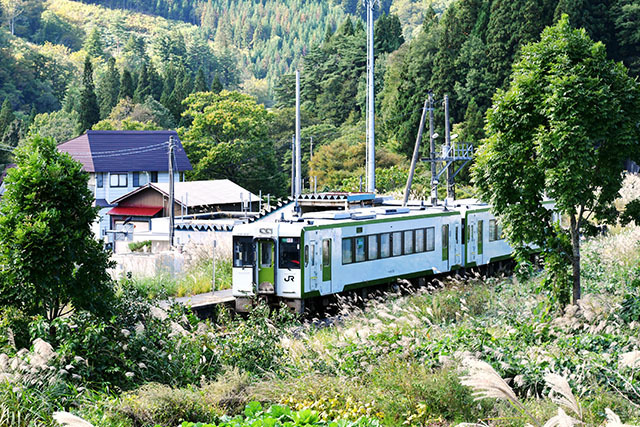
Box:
[365,0,376,193]
[295,70,302,198]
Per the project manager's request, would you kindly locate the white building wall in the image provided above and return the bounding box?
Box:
[90,171,183,241]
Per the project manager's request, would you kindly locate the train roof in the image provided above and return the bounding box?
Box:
[233,198,494,234]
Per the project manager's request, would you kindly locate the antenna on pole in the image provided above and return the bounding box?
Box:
[422,94,473,203]
[168,136,175,247]
[365,0,376,193]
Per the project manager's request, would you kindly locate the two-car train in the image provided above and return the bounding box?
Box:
[232,198,555,312]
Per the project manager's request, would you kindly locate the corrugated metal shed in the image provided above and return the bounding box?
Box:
[111,179,259,208]
[57,130,192,172]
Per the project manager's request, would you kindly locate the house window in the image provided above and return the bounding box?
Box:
[133,172,149,187]
[96,172,103,188]
[110,173,128,188]
[150,171,158,183]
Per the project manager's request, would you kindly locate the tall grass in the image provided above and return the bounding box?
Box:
[125,257,232,299]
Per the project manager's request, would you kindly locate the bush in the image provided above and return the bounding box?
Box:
[0,307,33,353]
[128,240,151,253]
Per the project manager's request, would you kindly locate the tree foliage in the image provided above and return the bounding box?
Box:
[0,135,115,321]
[472,16,640,305]
[181,91,285,196]
[77,56,100,133]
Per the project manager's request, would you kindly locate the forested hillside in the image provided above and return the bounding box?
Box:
[0,0,637,198]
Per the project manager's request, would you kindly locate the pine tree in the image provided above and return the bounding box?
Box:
[0,99,15,137]
[211,73,223,93]
[77,56,101,133]
[97,57,121,118]
[84,28,106,59]
[194,68,207,92]
[119,69,135,100]
[133,63,151,103]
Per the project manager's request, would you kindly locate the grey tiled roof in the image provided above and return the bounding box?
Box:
[57,130,192,173]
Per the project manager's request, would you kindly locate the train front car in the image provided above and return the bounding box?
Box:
[232,221,305,312]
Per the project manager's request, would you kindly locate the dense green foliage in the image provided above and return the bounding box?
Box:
[381,0,640,158]
[0,135,115,322]
[473,16,640,305]
[170,402,381,427]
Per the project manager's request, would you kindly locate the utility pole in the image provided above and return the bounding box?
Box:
[365,0,376,193]
[444,95,454,200]
[429,93,437,204]
[403,97,429,206]
[168,136,175,247]
[211,239,217,292]
[291,135,295,198]
[295,70,302,198]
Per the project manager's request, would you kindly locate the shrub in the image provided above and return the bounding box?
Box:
[128,240,151,253]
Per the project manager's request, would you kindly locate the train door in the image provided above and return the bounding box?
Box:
[308,241,319,292]
[320,238,332,294]
[455,222,462,266]
[477,219,484,265]
[441,224,450,271]
[467,216,476,266]
[256,239,275,294]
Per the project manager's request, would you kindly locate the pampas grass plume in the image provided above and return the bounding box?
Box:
[52,411,94,427]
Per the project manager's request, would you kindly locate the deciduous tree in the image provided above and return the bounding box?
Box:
[473,16,640,305]
[0,135,115,322]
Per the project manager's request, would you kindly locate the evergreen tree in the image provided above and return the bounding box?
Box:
[194,68,207,92]
[77,56,100,133]
[211,73,223,93]
[119,69,135,100]
[160,62,178,108]
[374,13,404,54]
[148,64,163,101]
[0,98,15,137]
[97,57,121,118]
[84,27,106,59]
[133,63,151,103]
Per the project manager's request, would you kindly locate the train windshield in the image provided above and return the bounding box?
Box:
[233,236,255,268]
[279,237,300,269]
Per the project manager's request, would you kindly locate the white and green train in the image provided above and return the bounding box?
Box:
[232,199,555,312]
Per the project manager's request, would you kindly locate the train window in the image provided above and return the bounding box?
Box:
[260,241,272,267]
[489,219,503,241]
[426,227,435,251]
[392,231,402,256]
[478,221,484,255]
[304,245,309,267]
[233,236,254,268]
[404,230,414,254]
[380,233,391,258]
[442,225,449,261]
[415,229,425,252]
[368,235,378,260]
[355,236,366,262]
[311,243,316,265]
[342,238,353,264]
[279,237,300,269]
